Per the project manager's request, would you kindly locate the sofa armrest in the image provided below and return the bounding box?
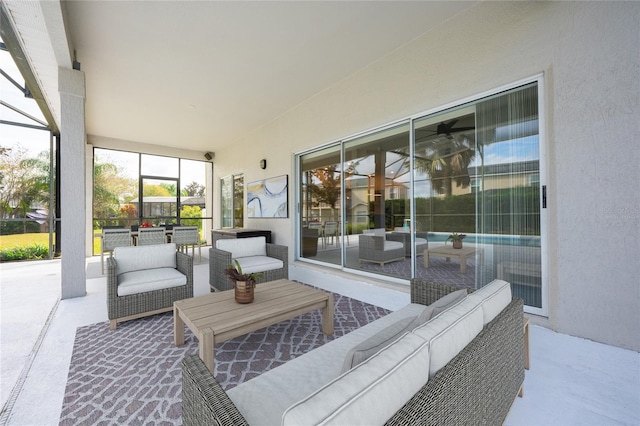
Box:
[176,251,194,295]
[182,355,249,426]
[410,279,472,306]
[209,247,234,291]
[266,243,288,263]
[386,297,524,426]
[106,257,119,316]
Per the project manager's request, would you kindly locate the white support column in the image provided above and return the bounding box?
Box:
[59,67,87,299]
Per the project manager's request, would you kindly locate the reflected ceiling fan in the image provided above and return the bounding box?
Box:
[418,119,475,139]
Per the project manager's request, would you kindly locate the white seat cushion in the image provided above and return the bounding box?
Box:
[117,267,186,296]
[282,332,430,426]
[234,256,283,274]
[227,303,425,426]
[114,243,177,274]
[412,297,483,377]
[216,236,266,258]
[383,241,403,251]
[467,279,512,325]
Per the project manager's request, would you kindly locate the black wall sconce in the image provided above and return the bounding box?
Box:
[260,159,267,169]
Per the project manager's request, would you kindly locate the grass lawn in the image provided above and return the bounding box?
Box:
[0,233,102,254]
[0,233,51,250]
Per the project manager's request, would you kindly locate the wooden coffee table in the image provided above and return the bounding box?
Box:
[424,245,483,273]
[173,279,334,373]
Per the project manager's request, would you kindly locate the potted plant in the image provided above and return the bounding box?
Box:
[446,232,466,249]
[224,260,263,303]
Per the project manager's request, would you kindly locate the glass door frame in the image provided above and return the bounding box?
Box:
[295,74,547,316]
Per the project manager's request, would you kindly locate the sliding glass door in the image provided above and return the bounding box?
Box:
[296,80,544,312]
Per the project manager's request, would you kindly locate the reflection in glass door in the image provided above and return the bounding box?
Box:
[413,83,542,310]
[296,81,543,312]
[344,123,411,280]
[299,145,342,266]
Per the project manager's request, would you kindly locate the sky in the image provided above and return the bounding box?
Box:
[1,43,50,157]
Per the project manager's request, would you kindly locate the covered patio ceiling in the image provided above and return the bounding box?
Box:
[2,0,479,154]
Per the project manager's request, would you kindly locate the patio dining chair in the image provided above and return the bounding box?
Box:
[172,226,201,261]
[101,228,131,274]
[323,221,338,248]
[137,227,166,245]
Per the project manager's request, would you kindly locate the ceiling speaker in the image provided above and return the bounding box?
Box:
[204,152,214,161]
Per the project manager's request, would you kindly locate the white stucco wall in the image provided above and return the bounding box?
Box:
[215,1,640,351]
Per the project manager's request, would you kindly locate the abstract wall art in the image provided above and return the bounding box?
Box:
[247,174,288,218]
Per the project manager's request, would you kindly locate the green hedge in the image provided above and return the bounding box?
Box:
[0,244,49,261]
[378,187,540,236]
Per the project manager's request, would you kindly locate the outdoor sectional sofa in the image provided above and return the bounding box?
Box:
[182,278,525,425]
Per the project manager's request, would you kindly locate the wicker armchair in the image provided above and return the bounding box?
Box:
[358,234,405,266]
[386,230,429,257]
[209,241,288,292]
[107,244,193,329]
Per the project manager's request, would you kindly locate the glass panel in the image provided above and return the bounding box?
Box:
[1,43,55,260]
[233,175,244,228]
[180,159,209,241]
[93,149,139,254]
[344,123,411,279]
[413,83,541,308]
[299,145,342,264]
[475,83,541,307]
[141,153,179,177]
[141,178,179,225]
[220,176,233,228]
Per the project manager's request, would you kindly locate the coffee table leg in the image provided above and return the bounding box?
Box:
[322,293,334,335]
[424,251,430,268]
[200,327,215,373]
[460,254,467,273]
[174,304,185,346]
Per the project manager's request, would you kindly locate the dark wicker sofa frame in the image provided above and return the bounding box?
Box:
[209,243,288,292]
[182,279,524,426]
[107,251,193,330]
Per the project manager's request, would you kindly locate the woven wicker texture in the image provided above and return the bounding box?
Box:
[181,280,524,426]
[137,227,166,245]
[182,356,250,426]
[100,228,132,273]
[209,243,288,292]
[107,251,193,323]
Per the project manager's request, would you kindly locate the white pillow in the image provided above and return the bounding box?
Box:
[216,236,266,258]
[412,298,483,377]
[282,333,430,426]
[114,243,176,275]
[467,279,512,325]
[341,316,416,373]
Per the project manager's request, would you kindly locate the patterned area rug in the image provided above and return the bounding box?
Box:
[59,291,389,425]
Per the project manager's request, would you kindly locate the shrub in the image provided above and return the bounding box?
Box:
[0,244,49,261]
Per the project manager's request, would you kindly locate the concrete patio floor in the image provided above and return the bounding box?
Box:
[1,253,638,425]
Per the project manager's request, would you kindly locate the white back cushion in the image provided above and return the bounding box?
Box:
[412,298,483,377]
[282,332,430,426]
[114,243,176,275]
[216,236,266,258]
[467,279,512,325]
